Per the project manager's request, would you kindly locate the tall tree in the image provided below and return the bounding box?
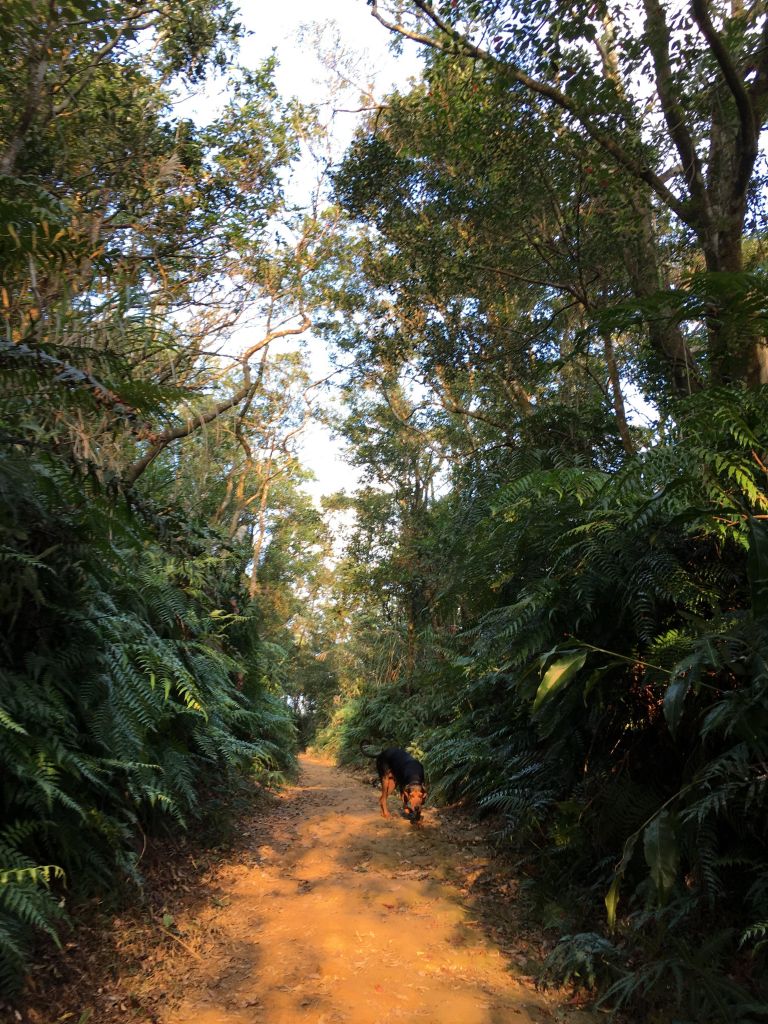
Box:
[332,60,643,457]
[0,0,329,493]
[369,0,768,384]
[0,0,326,989]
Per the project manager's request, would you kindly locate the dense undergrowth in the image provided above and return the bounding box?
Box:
[0,0,317,995]
[2,1,768,1019]
[0,450,296,994]
[320,385,768,1022]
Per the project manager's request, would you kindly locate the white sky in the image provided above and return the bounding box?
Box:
[240,0,413,107]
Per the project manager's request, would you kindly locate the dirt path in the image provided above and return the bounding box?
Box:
[129,754,594,1024]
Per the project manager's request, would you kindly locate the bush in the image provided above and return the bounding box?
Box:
[0,451,296,993]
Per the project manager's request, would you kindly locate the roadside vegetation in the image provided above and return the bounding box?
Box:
[0,0,326,996]
[315,3,768,1019]
[1,2,767,1021]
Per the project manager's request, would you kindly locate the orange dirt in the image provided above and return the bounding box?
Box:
[136,754,596,1024]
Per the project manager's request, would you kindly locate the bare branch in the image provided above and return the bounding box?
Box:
[690,0,754,129]
[746,8,768,111]
[642,0,710,218]
[239,313,312,364]
[122,313,312,487]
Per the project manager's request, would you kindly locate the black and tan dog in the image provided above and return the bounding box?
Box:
[361,743,427,822]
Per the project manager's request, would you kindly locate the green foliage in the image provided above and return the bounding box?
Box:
[322,675,431,765]
[0,447,297,992]
[327,382,768,1020]
[0,822,65,996]
[321,3,768,1017]
[0,0,333,991]
[542,932,624,994]
[3,0,767,1018]
[324,15,768,1009]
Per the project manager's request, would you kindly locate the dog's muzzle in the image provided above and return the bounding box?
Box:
[404,784,426,818]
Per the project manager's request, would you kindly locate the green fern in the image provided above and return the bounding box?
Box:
[0,446,297,991]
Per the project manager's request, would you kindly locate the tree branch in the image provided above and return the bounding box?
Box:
[690,0,755,137]
[746,11,768,112]
[122,314,312,487]
[642,0,710,219]
[51,13,160,118]
[690,0,759,196]
[0,56,48,176]
[0,340,156,437]
[370,0,693,224]
[0,4,160,175]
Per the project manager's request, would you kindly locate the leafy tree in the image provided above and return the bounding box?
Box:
[0,0,328,994]
[317,3,768,1018]
[370,0,768,385]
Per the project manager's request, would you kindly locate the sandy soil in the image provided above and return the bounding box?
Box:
[129,754,597,1024]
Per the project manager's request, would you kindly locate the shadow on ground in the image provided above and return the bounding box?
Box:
[13,757,597,1024]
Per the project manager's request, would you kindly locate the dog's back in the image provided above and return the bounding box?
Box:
[376,746,425,787]
[374,746,427,821]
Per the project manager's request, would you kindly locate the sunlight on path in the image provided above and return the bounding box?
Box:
[161,756,593,1024]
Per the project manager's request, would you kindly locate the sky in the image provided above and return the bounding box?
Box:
[240,0,416,110]
[195,1,423,503]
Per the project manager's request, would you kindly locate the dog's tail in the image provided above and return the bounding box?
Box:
[359,740,381,759]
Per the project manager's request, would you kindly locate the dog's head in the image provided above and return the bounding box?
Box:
[403,783,427,820]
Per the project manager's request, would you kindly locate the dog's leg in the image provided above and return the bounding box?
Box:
[379,772,395,817]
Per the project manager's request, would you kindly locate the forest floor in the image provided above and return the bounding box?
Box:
[14,755,601,1024]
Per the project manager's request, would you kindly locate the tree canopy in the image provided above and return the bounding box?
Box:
[1,1,767,1019]
[318,2,768,1018]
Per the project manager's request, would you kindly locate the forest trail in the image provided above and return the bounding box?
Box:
[141,755,595,1024]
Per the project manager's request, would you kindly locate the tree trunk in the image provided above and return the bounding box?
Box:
[624,190,702,396]
[249,452,275,600]
[602,332,635,455]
